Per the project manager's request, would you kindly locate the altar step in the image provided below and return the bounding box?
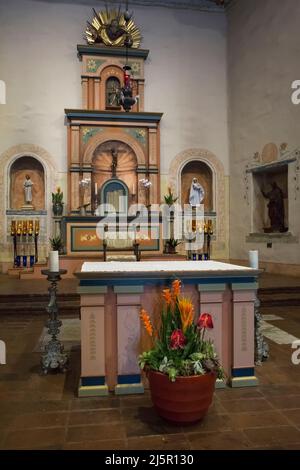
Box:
[0,293,80,317]
[258,286,300,307]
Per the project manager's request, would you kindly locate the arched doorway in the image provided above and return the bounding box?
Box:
[181,160,213,212]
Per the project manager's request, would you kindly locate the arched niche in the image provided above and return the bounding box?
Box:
[92,140,138,203]
[101,178,128,213]
[181,160,213,212]
[10,156,45,210]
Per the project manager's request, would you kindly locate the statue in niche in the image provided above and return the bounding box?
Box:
[189,178,205,206]
[261,182,287,232]
[23,174,34,207]
[111,148,118,177]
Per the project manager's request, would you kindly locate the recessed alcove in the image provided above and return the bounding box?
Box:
[92,140,138,209]
[181,160,213,212]
[252,164,288,234]
[9,156,45,210]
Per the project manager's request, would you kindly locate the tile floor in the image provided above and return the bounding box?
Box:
[0,306,300,450]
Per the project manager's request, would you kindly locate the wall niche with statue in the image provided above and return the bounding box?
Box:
[252,165,288,234]
[181,160,213,213]
[9,156,45,211]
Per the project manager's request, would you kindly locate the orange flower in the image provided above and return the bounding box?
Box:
[172,279,181,299]
[178,297,194,333]
[140,308,153,337]
[162,288,172,306]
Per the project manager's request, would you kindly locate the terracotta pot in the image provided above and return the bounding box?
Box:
[147,370,216,425]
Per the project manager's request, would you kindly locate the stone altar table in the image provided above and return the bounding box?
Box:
[75,260,260,397]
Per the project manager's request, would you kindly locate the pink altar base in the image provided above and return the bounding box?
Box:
[75,260,259,396]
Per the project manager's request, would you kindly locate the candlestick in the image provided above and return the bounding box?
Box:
[41,269,68,374]
[249,250,259,269]
[49,250,59,272]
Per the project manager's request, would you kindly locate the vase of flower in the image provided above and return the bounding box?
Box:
[139,280,222,425]
[52,187,64,216]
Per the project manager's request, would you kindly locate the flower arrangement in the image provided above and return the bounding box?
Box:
[52,187,63,205]
[139,279,223,382]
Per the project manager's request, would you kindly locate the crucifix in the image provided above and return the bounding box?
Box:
[109,147,126,178]
[111,148,118,177]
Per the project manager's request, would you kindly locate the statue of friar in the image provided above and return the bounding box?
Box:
[261,182,286,232]
[23,174,34,206]
[189,178,205,206]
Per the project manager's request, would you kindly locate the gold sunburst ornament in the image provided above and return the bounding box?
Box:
[85,8,141,48]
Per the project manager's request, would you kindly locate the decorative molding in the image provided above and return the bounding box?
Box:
[65,109,163,123]
[77,45,149,60]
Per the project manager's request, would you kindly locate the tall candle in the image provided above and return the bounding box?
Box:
[249,250,259,269]
[49,250,59,272]
[95,182,97,195]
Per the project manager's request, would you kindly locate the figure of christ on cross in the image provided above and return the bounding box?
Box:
[111,148,118,177]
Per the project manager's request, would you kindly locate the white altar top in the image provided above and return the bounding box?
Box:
[81,260,254,274]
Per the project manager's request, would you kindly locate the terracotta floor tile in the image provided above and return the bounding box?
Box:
[63,439,127,450]
[221,398,272,413]
[244,426,300,446]
[127,434,191,450]
[282,409,300,426]
[187,431,252,450]
[9,411,69,430]
[66,423,126,442]
[68,409,121,426]
[229,410,290,430]
[181,414,232,434]
[3,427,66,450]
[267,395,300,410]
[216,388,264,401]
[70,396,120,411]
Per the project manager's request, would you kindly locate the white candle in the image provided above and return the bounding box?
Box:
[249,250,259,269]
[49,250,59,272]
[95,182,97,194]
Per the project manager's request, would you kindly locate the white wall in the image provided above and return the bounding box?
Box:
[0,0,229,178]
[228,0,300,266]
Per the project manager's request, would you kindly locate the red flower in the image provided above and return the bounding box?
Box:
[197,313,214,330]
[170,329,186,350]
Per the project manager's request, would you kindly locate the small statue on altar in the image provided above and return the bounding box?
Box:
[189,178,205,206]
[22,174,34,209]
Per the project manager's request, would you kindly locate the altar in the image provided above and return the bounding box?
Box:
[75,260,259,397]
